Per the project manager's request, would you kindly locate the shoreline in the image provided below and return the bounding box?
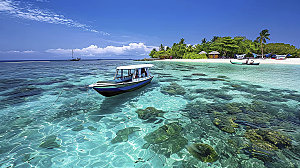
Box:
[155,58,300,65]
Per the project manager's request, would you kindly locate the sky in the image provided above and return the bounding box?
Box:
[0,0,300,60]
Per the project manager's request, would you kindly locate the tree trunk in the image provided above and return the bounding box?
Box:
[261,41,263,59]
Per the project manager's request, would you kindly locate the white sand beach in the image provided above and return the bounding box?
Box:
[156,58,300,65]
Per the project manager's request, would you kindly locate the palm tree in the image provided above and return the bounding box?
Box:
[179,38,185,45]
[211,36,219,43]
[201,38,207,44]
[159,44,164,51]
[187,45,194,52]
[256,29,270,58]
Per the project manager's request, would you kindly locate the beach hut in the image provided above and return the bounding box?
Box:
[208,51,220,59]
[235,54,246,60]
[199,51,207,55]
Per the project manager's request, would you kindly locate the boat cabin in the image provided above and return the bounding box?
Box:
[114,64,154,82]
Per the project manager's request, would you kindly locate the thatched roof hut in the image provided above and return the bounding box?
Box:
[209,51,220,55]
[208,51,220,59]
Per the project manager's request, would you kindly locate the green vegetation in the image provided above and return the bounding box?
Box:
[149,29,300,58]
[183,53,207,59]
[265,43,300,57]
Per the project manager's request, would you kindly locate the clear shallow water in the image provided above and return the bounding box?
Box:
[0,60,299,168]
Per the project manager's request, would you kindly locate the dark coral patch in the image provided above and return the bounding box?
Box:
[111,127,140,144]
[187,143,219,162]
[143,123,187,156]
[161,82,186,96]
[136,107,165,121]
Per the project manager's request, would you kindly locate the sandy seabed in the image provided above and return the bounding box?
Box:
[156,58,300,65]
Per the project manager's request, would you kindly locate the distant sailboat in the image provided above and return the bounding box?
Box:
[70,49,81,61]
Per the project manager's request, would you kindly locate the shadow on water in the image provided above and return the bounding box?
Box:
[88,82,159,122]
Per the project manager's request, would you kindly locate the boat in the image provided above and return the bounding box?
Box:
[70,58,81,61]
[275,55,287,60]
[230,60,260,65]
[89,64,154,97]
[70,49,81,61]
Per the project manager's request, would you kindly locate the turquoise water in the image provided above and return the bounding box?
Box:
[0,60,299,168]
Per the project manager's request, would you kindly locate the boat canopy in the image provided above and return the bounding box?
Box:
[117,64,154,70]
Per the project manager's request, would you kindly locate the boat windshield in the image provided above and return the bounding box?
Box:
[114,69,135,82]
[114,67,151,82]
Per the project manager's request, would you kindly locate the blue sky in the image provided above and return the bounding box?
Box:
[0,0,300,60]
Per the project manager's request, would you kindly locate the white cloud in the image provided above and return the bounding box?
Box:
[46,43,157,56]
[0,0,13,11]
[23,50,36,53]
[36,0,49,2]
[0,0,109,35]
[0,50,36,53]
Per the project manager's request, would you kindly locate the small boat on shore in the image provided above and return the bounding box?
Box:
[89,64,154,97]
[230,60,260,65]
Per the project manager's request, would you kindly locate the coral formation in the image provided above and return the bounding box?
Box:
[192,73,207,76]
[193,89,233,100]
[135,107,165,121]
[197,78,227,82]
[151,135,188,157]
[39,135,60,149]
[72,125,84,131]
[187,143,219,162]
[87,126,97,131]
[243,128,292,162]
[217,75,229,79]
[161,82,186,95]
[225,103,243,114]
[213,113,239,133]
[143,123,187,156]
[111,127,140,144]
[245,129,292,150]
[144,123,183,143]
